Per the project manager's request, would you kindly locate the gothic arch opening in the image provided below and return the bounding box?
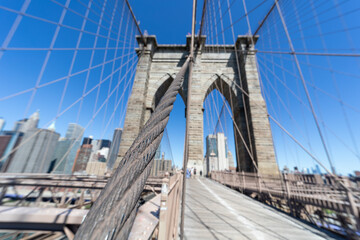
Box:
[151,75,186,109]
[202,75,257,174]
[150,75,186,174]
[203,90,238,175]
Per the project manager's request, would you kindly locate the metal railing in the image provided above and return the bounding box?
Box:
[158,171,183,240]
[0,174,167,239]
[210,171,360,237]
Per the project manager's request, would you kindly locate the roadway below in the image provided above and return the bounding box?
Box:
[183,178,343,240]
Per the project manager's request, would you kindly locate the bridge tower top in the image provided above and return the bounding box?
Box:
[116,34,279,176]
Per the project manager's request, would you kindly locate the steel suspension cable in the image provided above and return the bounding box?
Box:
[75,56,190,239]
[52,58,138,173]
[226,0,254,156]
[0,51,138,172]
[180,0,197,238]
[257,57,360,163]
[0,0,31,61]
[24,0,71,117]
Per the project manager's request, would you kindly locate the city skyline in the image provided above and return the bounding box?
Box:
[0,0,359,176]
[0,110,119,175]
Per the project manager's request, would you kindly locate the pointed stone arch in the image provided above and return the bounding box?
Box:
[116,35,279,176]
[201,73,255,172]
[148,73,186,109]
[202,73,240,111]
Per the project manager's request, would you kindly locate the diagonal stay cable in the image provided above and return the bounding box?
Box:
[0,52,138,170]
[52,57,138,173]
[0,0,31,61]
[74,56,190,240]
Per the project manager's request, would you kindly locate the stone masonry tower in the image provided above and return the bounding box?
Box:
[114,35,279,176]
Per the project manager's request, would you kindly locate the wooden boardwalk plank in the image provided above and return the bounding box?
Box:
[184,178,343,240]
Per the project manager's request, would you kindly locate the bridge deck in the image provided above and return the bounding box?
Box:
[184,178,341,240]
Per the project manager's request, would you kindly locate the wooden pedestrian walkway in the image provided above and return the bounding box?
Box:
[183,178,342,240]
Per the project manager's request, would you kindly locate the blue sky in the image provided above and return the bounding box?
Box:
[130,0,360,175]
[0,0,359,175]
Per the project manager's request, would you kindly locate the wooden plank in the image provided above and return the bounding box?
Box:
[184,178,342,240]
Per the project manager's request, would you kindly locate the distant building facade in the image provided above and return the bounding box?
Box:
[72,144,92,173]
[107,128,122,170]
[89,138,111,163]
[52,123,84,174]
[13,111,39,133]
[65,123,84,139]
[0,118,5,131]
[150,153,172,177]
[7,128,60,173]
[155,145,161,160]
[86,161,106,176]
[228,151,234,169]
[0,131,24,171]
[205,133,231,173]
[82,137,93,145]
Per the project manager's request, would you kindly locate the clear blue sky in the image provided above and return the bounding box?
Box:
[130,0,360,175]
[0,0,359,175]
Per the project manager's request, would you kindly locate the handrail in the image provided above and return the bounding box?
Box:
[158,171,183,240]
[210,171,360,237]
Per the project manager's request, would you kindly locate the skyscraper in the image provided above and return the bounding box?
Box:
[82,137,93,145]
[65,123,84,140]
[207,151,217,173]
[205,132,229,173]
[217,133,228,170]
[99,139,111,149]
[150,153,172,177]
[72,144,92,173]
[107,128,122,170]
[0,131,23,171]
[228,151,234,169]
[13,110,39,133]
[6,127,60,173]
[51,138,73,173]
[155,145,161,160]
[52,123,84,174]
[89,139,111,163]
[206,134,218,157]
[1,111,41,172]
[0,118,5,132]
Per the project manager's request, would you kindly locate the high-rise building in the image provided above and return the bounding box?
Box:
[150,153,172,177]
[89,139,111,162]
[91,140,101,154]
[72,144,92,173]
[51,123,84,174]
[207,151,218,173]
[0,118,5,132]
[13,110,39,133]
[82,137,93,146]
[65,123,84,140]
[100,139,111,149]
[90,147,109,162]
[107,128,122,170]
[155,145,161,160]
[6,127,60,173]
[205,132,229,173]
[52,138,73,173]
[86,161,106,176]
[206,134,218,157]
[0,131,24,172]
[216,133,228,170]
[0,135,11,159]
[227,151,234,168]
